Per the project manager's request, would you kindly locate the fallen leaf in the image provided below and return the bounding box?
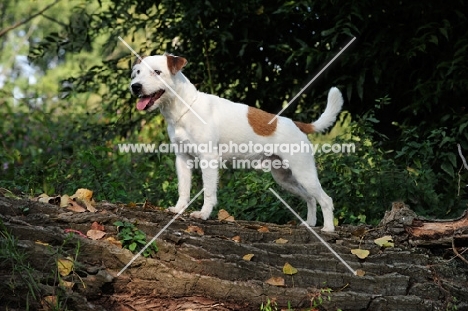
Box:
[275,238,288,244]
[0,188,19,199]
[282,262,298,275]
[73,188,93,201]
[60,194,70,208]
[71,188,96,212]
[218,209,235,222]
[355,269,366,277]
[59,279,74,290]
[41,295,58,310]
[232,235,241,243]
[35,240,49,246]
[265,276,285,286]
[374,235,394,248]
[67,198,86,213]
[87,229,106,240]
[351,248,370,259]
[127,202,137,208]
[38,194,60,205]
[105,236,122,247]
[185,225,204,235]
[57,257,74,276]
[90,221,105,231]
[243,254,255,261]
[351,227,367,237]
[257,226,270,233]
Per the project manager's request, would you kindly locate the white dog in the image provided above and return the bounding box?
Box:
[130,54,343,232]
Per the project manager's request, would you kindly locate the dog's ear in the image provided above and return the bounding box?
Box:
[166,54,187,75]
[133,55,147,67]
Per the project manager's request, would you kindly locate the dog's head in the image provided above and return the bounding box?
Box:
[130,54,187,112]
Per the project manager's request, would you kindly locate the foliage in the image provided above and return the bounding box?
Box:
[114,221,159,257]
[0,0,467,226]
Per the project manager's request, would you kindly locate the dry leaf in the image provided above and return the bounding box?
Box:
[275,238,288,244]
[127,202,137,208]
[38,194,60,205]
[57,257,74,276]
[351,248,370,259]
[90,221,105,231]
[374,235,394,248]
[218,209,235,222]
[60,194,70,208]
[243,254,255,261]
[41,295,58,310]
[355,269,366,277]
[35,240,50,246]
[232,235,241,243]
[185,225,205,235]
[73,188,93,201]
[71,188,96,212]
[59,279,74,290]
[257,226,270,233]
[67,198,86,213]
[282,262,298,275]
[87,229,106,240]
[0,188,19,199]
[351,227,367,237]
[105,236,122,247]
[265,276,285,286]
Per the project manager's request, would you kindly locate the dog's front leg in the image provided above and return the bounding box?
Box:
[168,154,192,214]
[190,154,218,220]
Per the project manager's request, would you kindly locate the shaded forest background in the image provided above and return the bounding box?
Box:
[0,0,467,226]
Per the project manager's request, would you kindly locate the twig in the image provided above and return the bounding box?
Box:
[458,144,468,170]
[0,0,61,38]
[451,237,468,265]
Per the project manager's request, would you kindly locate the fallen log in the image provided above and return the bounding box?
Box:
[1,196,467,311]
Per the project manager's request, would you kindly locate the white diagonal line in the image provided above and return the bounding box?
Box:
[268,36,356,124]
[118,36,207,125]
[269,188,357,275]
[117,188,205,276]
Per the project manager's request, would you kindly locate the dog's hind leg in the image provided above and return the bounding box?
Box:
[270,166,318,226]
[272,159,335,232]
[168,154,193,214]
[293,169,335,232]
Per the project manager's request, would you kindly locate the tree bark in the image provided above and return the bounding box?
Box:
[0,196,467,311]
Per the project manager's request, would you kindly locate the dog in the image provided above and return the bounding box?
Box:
[130,54,343,232]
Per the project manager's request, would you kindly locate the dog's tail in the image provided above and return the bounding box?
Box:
[311,87,343,133]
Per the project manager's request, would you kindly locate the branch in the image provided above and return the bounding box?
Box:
[0,0,61,38]
[458,144,468,171]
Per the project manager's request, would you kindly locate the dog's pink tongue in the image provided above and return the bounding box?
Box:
[136,97,151,110]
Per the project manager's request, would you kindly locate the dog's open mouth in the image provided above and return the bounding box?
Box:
[136,89,165,111]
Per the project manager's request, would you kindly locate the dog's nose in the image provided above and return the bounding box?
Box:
[131,83,142,94]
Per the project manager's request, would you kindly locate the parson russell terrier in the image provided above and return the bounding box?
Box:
[130,54,343,232]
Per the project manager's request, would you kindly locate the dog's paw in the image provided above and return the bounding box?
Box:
[168,206,183,214]
[190,211,209,220]
[321,226,335,233]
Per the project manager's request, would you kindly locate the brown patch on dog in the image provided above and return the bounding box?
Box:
[133,55,147,66]
[293,121,315,134]
[247,107,277,136]
[166,54,188,75]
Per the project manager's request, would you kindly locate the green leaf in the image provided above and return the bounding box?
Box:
[441,162,454,177]
[129,242,137,251]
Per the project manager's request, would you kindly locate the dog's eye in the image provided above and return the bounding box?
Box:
[154,70,161,75]
[137,70,140,74]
